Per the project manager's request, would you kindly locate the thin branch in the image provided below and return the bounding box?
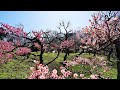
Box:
[45,50,60,66]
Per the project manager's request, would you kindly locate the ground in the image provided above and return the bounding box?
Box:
[0,52,117,79]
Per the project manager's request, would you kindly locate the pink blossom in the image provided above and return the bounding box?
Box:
[90,74,98,79]
[37,64,44,69]
[73,73,78,79]
[6,53,13,59]
[43,66,49,74]
[34,43,40,49]
[32,31,43,40]
[60,66,66,70]
[52,69,57,74]
[86,38,91,45]
[61,69,65,74]
[80,74,84,78]
[60,68,72,78]
[16,47,31,56]
[1,23,26,37]
[0,41,15,52]
[66,71,72,77]
[23,32,27,37]
[38,75,46,79]
[81,39,85,44]
[29,71,37,79]
[50,69,58,79]
[15,40,21,46]
[60,40,74,49]
[0,52,3,59]
[58,75,65,79]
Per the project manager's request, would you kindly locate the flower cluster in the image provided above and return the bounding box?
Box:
[60,40,74,49]
[0,52,14,64]
[1,23,27,37]
[63,56,108,67]
[0,40,15,64]
[29,64,49,79]
[34,43,41,49]
[16,47,31,56]
[0,40,15,52]
[5,53,13,59]
[28,61,72,79]
[14,40,21,46]
[28,59,110,79]
[79,12,120,50]
[0,52,3,59]
[63,56,111,79]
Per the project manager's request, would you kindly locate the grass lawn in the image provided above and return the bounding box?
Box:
[0,52,117,79]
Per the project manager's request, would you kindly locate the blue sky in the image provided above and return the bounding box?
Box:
[0,11,96,32]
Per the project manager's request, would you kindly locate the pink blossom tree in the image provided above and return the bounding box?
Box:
[77,11,120,79]
[0,23,60,65]
[57,21,75,63]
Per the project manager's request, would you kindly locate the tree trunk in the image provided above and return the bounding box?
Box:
[107,52,111,62]
[115,40,120,79]
[40,44,44,64]
[63,48,70,61]
[93,51,96,57]
[67,49,70,56]
[64,50,68,61]
[107,48,113,62]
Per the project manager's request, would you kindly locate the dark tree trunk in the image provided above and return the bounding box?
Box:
[40,44,44,64]
[93,51,96,57]
[64,49,69,61]
[67,49,70,56]
[107,48,113,62]
[115,40,120,79]
[107,52,111,62]
[64,53,67,61]
[89,51,90,55]
[117,60,120,79]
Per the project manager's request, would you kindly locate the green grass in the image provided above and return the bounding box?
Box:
[0,52,117,79]
[103,68,117,79]
[0,59,34,79]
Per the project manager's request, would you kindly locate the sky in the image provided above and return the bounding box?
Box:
[0,11,96,33]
